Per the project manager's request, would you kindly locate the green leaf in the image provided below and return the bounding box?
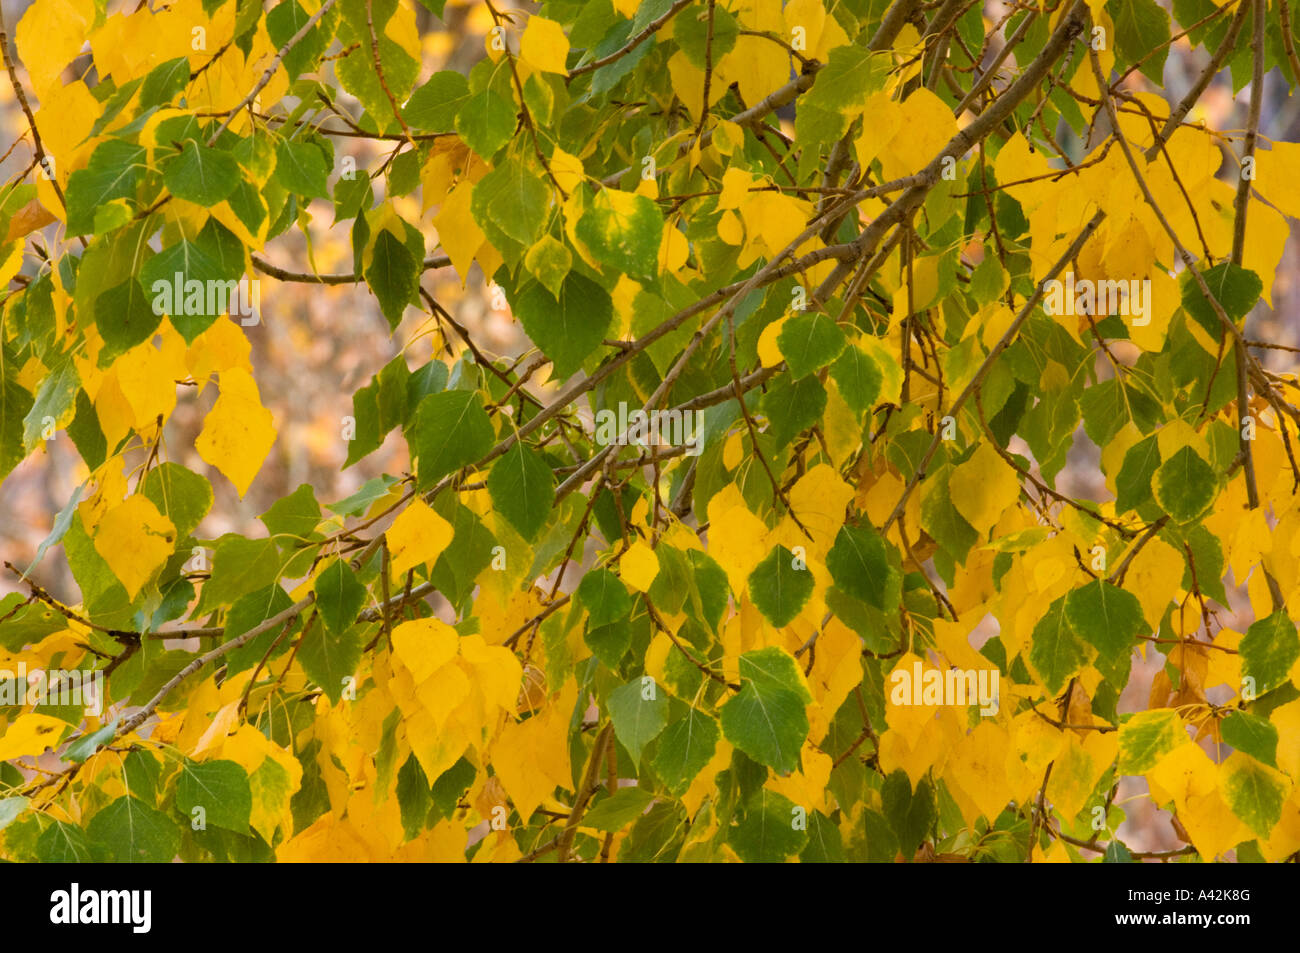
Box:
[1117,709,1185,774]
[801,809,846,862]
[0,797,28,833]
[454,87,516,157]
[575,188,664,281]
[404,70,470,130]
[747,545,813,628]
[329,474,401,516]
[36,820,94,862]
[826,523,899,611]
[366,228,419,328]
[1028,595,1090,695]
[1115,433,1161,513]
[511,272,613,379]
[1181,261,1262,337]
[164,141,240,206]
[676,3,738,67]
[777,311,847,379]
[408,390,494,488]
[199,536,283,610]
[1221,711,1278,768]
[275,139,331,200]
[471,155,550,247]
[298,621,362,705]
[881,770,936,858]
[577,567,633,627]
[1064,579,1143,688]
[87,796,180,862]
[314,558,366,635]
[762,373,826,447]
[95,278,163,363]
[223,584,297,675]
[140,462,213,538]
[581,787,656,832]
[729,789,803,862]
[719,648,811,772]
[1111,0,1172,82]
[260,483,322,541]
[1152,446,1218,523]
[652,707,720,796]
[607,679,668,763]
[138,57,190,110]
[920,469,980,562]
[829,344,883,413]
[0,593,64,651]
[0,345,32,483]
[523,234,572,297]
[65,140,148,235]
[60,720,119,764]
[794,45,888,142]
[1103,840,1135,863]
[21,357,78,451]
[266,0,332,79]
[175,759,252,832]
[487,442,555,541]
[1220,752,1288,839]
[1240,611,1300,696]
[396,753,433,838]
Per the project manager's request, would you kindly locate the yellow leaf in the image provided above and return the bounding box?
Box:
[434,179,485,285]
[0,713,68,760]
[195,367,277,497]
[757,315,787,367]
[489,681,576,820]
[726,0,788,107]
[787,463,853,551]
[854,92,902,171]
[520,15,569,74]
[659,223,688,273]
[459,634,523,714]
[391,618,459,684]
[1271,698,1300,780]
[621,540,660,592]
[219,724,302,843]
[186,318,252,390]
[880,88,957,181]
[717,209,744,245]
[737,190,810,257]
[1254,140,1300,221]
[113,324,187,432]
[16,0,96,97]
[706,483,769,595]
[1045,731,1116,821]
[718,167,753,211]
[387,498,454,577]
[945,721,1016,823]
[722,430,744,470]
[1126,536,1183,631]
[93,495,177,600]
[549,147,585,194]
[949,442,1021,536]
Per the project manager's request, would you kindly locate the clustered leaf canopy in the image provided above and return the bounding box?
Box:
[1,0,1299,863]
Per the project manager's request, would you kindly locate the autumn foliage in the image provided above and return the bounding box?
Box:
[2,0,1300,863]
